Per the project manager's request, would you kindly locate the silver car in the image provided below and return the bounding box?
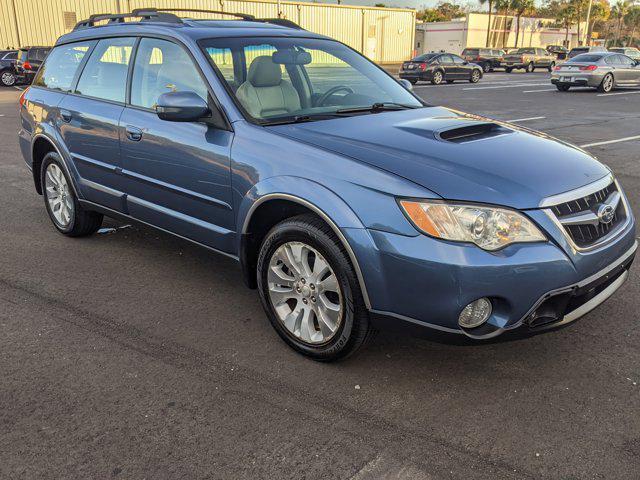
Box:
[551,52,640,92]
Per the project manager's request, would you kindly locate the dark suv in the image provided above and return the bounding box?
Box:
[18,9,636,360]
[15,46,51,84]
[1,50,19,86]
[461,48,505,73]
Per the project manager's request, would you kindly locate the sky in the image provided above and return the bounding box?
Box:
[313,0,481,10]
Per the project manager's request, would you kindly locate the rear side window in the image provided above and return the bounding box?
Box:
[463,49,478,56]
[33,42,93,91]
[4,51,17,60]
[76,37,135,103]
[131,38,209,109]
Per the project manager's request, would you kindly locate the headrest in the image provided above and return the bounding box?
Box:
[247,56,282,87]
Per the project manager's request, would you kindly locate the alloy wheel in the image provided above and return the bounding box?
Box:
[433,71,443,84]
[44,163,74,228]
[267,241,343,345]
[602,74,614,92]
[482,63,490,73]
[1,71,16,86]
[471,70,481,82]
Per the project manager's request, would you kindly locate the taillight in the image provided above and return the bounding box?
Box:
[579,65,597,71]
[19,86,29,107]
[476,56,482,61]
[23,61,32,71]
[553,65,561,71]
[419,63,426,71]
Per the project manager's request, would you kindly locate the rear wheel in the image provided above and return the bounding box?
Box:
[505,67,513,73]
[1,70,16,87]
[482,62,491,73]
[556,84,570,91]
[41,152,103,236]
[431,70,444,85]
[598,73,614,93]
[257,214,372,361]
[470,69,481,83]
[409,78,418,85]
[526,62,535,73]
[548,62,556,72]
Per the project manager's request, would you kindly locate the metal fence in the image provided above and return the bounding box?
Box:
[0,0,416,63]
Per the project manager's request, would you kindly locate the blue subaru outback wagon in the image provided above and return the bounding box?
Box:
[18,8,636,360]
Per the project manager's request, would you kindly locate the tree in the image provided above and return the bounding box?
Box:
[624,5,640,46]
[478,0,495,47]
[612,0,631,45]
[586,0,611,45]
[512,0,535,47]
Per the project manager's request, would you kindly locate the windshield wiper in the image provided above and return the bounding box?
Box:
[335,102,420,115]
[260,113,343,126]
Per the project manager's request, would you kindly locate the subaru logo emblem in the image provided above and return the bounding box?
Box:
[597,204,615,224]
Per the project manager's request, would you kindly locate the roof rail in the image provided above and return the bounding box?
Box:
[258,18,304,30]
[136,7,255,21]
[73,11,181,30]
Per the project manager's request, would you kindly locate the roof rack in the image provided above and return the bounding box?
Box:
[135,7,255,21]
[73,11,181,30]
[73,7,304,31]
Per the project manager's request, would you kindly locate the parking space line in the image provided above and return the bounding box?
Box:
[596,91,640,97]
[505,116,546,123]
[580,135,640,148]
[522,88,557,93]
[414,80,549,89]
[462,83,548,90]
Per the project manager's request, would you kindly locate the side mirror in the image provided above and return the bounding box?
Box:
[398,78,413,91]
[156,91,210,122]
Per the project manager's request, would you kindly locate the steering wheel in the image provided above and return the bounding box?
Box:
[317,85,355,106]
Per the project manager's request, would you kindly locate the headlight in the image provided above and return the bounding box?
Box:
[399,200,546,251]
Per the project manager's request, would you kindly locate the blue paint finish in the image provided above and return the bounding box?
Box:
[19,20,636,338]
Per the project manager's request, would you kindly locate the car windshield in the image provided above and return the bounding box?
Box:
[568,54,603,63]
[200,36,423,124]
[568,48,589,58]
[513,48,534,54]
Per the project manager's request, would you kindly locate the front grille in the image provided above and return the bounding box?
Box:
[550,181,626,249]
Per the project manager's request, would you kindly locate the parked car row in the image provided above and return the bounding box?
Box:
[0,46,51,87]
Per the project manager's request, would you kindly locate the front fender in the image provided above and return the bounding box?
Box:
[236,176,375,309]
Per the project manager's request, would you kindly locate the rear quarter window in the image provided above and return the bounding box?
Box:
[33,41,93,91]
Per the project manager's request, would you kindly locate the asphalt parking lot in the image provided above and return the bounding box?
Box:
[1,71,640,479]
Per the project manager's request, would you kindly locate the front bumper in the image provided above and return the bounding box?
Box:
[344,203,636,339]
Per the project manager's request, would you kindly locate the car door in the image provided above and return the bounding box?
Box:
[451,54,469,78]
[57,37,135,212]
[616,54,639,84]
[119,37,235,253]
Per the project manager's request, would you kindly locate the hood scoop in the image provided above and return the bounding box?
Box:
[437,122,513,144]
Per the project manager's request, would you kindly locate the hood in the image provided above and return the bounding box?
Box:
[271,107,609,209]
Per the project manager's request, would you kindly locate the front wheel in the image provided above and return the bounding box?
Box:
[257,214,372,361]
[431,70,444,85]
[598,73,614,93]
[41,152,103,236]
[526,62,535,73]
[470,69,481,83]
[1,70,16,87]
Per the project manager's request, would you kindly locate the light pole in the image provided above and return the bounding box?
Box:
[584,0,593,45]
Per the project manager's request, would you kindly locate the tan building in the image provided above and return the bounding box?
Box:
[0,0,416,64]
[415,13,586,56]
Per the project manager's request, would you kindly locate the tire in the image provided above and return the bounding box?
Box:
[548,62,555,72]
[505,67,513,73]
[598,73,614,93]
[1,69,16,87]
[482,62,490,73]
[257,214,372,361]
[446,79,455,84]
[431,70,444,85]
[41,152,103,237]
[470,69,481,83]
[556,84,570,92]
[526,62,535,73]
[409,78,418,85]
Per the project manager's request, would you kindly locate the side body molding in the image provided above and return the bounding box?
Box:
[237,176,373,310]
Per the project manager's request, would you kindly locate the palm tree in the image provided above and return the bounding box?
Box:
[494,0,512,47]
[624,6,640,46]
[612,0,631,46]
[512,0,535,47]
[479,0,495,47]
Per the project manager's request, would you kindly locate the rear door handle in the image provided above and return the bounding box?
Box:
[125,125,143,142]
[59,109,72,123]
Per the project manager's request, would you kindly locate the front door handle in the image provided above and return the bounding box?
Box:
[59,109,72,123]
[125,125,143,142]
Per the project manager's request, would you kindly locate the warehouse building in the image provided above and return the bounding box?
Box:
[415,13,586,55]
[0,0,416,64]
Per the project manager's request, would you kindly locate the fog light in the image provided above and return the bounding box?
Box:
[458,298,492,328]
